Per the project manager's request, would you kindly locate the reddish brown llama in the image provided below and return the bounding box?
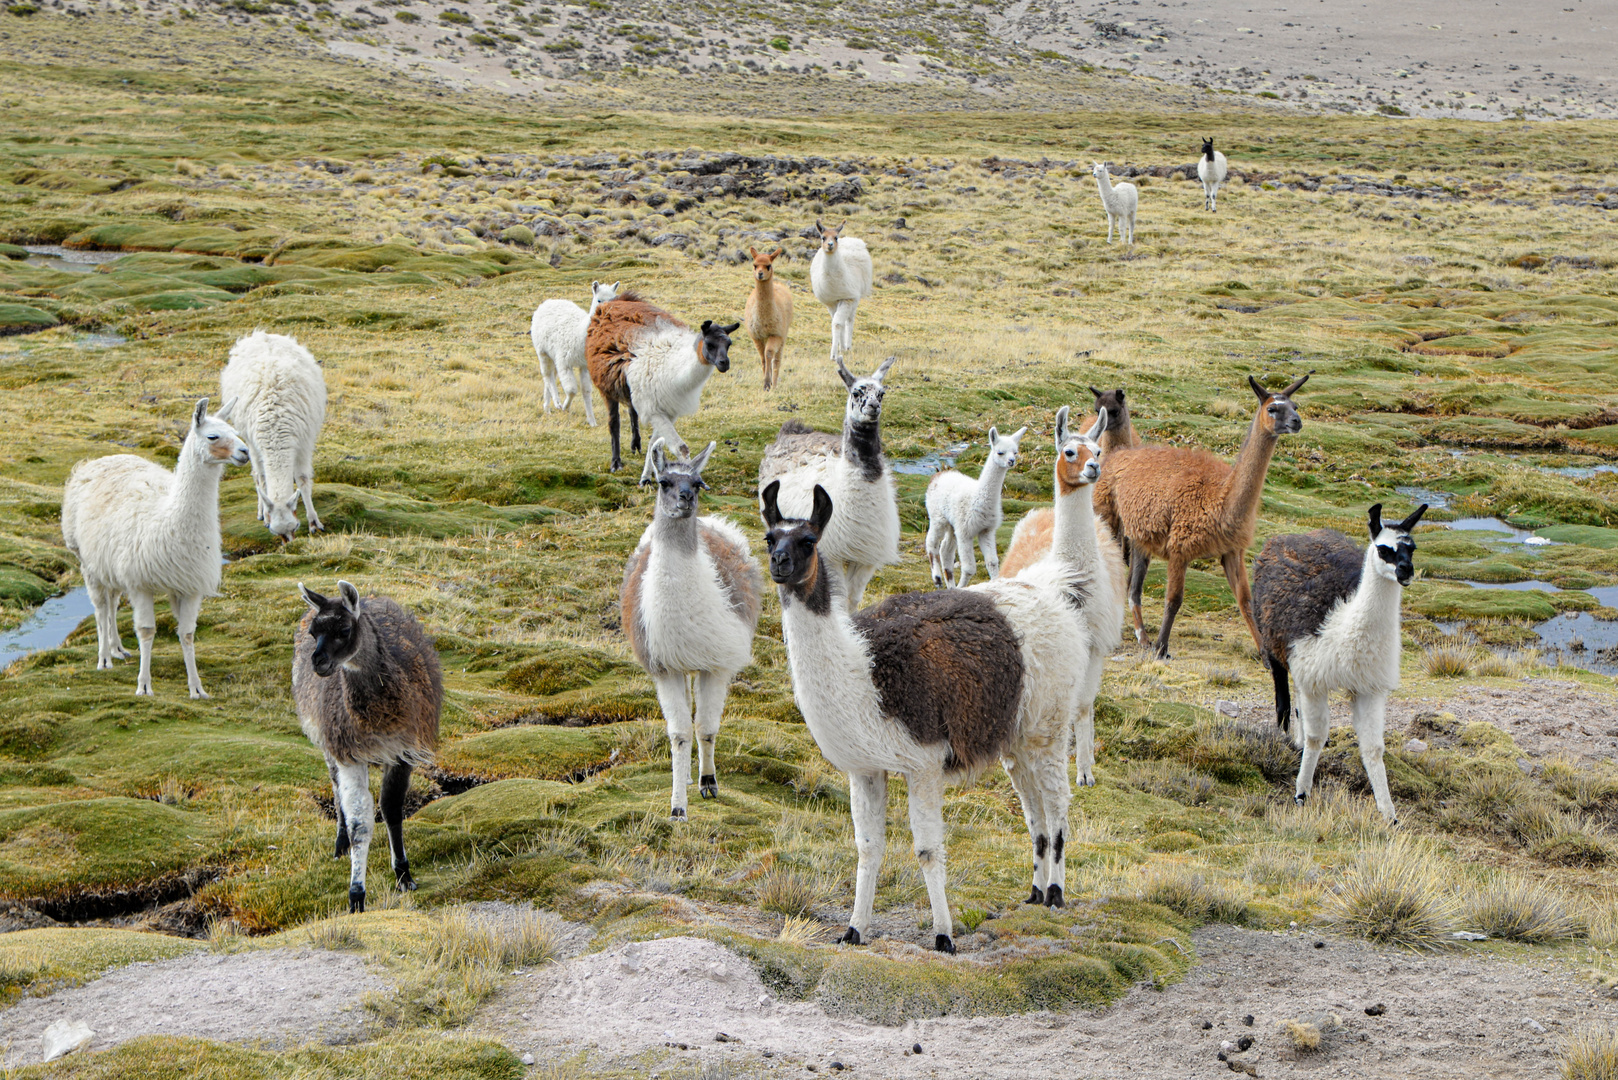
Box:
[1092,372,1310,658]
[745,247,794,390]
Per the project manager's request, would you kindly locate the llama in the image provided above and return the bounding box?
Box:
[998,407,1127,787]
[744,247,793,391]
[1093,373,1310,659]
[61,397,249,698]
[1251,503,1427,822]
[294,580,443,913]
[1198,137,1229,212]
[923,424,1027,588]
[531,280,620,425]
[809,219,872,363]
[219,330,327,542]
[621,439,764,818]
[762,479,1092,949]
[756,356,899,610]
[1092,162,1137,246]
[1089,386,1141,454]
[587,289,738,471]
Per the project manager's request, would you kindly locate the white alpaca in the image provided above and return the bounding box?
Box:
[924,425,1026,588]
[763,479,1093,952]
[625,320,736,457]
[1198,137,1230,212]
[219,330,326,542]
[1091,162,1137,246]
[1252,503,1428,822]
[757,356,899,610]
[61,398,249,697]
[622,440,763,818]
[532,280,618,425]
[809,219,872,363]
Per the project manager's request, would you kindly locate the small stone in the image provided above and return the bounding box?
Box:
[1404,738,1428,753]
[1236,1035,1254,1052]
[1526,1018,1547,1034]
[1202,1019,1214,1030]
[1314,941,1325,949]
[913,1043,924,1054]
[1365,1003,1387,1017]
[1217,700,1240,717]
[41,1020,94,1063]
[1242,1015,1255,1026]
[758,994,774,1008]
[716,1032,738,1043]
[521,1053,536,1066]
[1452,931,1488,942]
[829,1064,845,1072]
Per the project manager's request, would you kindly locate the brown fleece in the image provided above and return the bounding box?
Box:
[701,522,765,629]
[999,507,1054,579]
[1251,528,1363,666]
[293,597,442,767]
[619,543,653,670]
[852,590,1025,773]
[587,296,687,407]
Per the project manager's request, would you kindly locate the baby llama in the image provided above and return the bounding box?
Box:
[764,477,1095,943]
[756,356,899,610]
[923,424,1027,587]
[587,289,738,471]
[219,330,327,542]
[1091,162,1137,246]
[1198,137,1229,212]
[1252,503,1427,822]
[809,219,872,363]
[531,280,619,425]
[744,247,794,391]
[294,580,443,913]
[621,439,764,818]
[61,398,249,698]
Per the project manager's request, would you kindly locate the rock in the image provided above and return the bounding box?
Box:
[1216,700,1240,717]
[618,942,643,973]
[521,1053,536,1065]
[913,1043,924,1054]
[1202,1019,1214,1030]
[1526,1018,1547,1034]
[1404,738,1428,753]
[41,1019,94,1063]
[705,960,730,982]
[1452,931,1488,941]
[1365,1003,1387,1016]
[715,1032,739,1043]
[1242,1014,1255,1026]
[757,994,774,1007]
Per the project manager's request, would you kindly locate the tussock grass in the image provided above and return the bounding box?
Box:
[1474,648,1538,679]
[1423,642,1480,678]
[373,906,556,1028]
[1125,761,1215,806]
[1327,837,1460,949]
[1278,1012,1339,1052]
[307,916,367,951]
[1139,866,1250,925]
[1560,1028,1618,1080]
[776,915,823,946]
[1466,878,1586,943]
[756,866,826,917]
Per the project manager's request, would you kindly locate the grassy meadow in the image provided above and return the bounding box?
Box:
[3,14,1618,1078]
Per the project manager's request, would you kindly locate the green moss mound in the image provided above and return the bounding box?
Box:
[435,725,628,783]
[1,1033,524,1079]
[0,302,58,335]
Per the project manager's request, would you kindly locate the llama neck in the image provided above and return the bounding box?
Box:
[169,436,225,537]
[967,458,1010,528]
[339,617,403,715]
[753,279,782,313]
[1339,548,1405,637]
[651,508,701,557]
[842,415,884,483]
[1050,480,1100,572]
[1219,413,1279,534]
[1095,172,1113,198]
[1204,146,1215,163]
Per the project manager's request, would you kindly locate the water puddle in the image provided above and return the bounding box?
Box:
[22,245,123,274]
[891,441,970,476]
[0,587,93,670]
[1447,517,1553,545]
[1460,579,1561,592]
[1532,611,1618,676]
[75,331,127,349]
[1542,463,1618,480]
[1394,485,1453,509]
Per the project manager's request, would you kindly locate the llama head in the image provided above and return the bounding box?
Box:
[590,280,621,306]
[1201,137,1215,159]
[1053,405,1107,493]
[836,355,897,425]
[1367,503,1426,586]
[1091,162,1109,179]
[815,219,845,255]
[987,425,1027,473]
[698,320,739,372]
[1246,371,1311,436]
[1089,386,1130,432]
[191,397,250,467]
[297,579,365,678]
[750,247,785,283]
[640,437,714,520]
[760,480,833,587]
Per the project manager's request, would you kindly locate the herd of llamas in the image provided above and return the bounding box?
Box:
[55,137,1428,939]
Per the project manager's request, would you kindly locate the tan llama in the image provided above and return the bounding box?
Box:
[744,247,793,390]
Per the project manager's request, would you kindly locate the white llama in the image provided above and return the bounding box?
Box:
[809,219,873,363]
[1092,162,1137,246]
[1251,503,1428,822]
[219,330,326,542]
[61,398,249,697]
[923,424,1027,588]
[532,280,619,425]
[1198,137,1229,212]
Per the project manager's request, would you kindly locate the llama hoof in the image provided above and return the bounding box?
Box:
[1293,792,1308,807]
[135,685,153,697]
[670,806,686,820]
[113,645,131,660]
[348,884,366,915]
[699,775,718,799]
[1025,886,1045,905]
[396,866,418,892]
[97,658,114,670]
[190,688,212,700]
[1077,773,1096,788]
[1044,884,1065,908]
[838,926,864,946]
[934,934,956,955]
[334,833,351,859]
[309,520,325,533]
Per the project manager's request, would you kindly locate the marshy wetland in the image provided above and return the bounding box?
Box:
[2,11,1618,1079]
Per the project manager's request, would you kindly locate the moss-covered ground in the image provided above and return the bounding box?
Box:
[2,11,1617,1076]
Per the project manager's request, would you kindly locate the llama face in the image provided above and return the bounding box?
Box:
[641,438,714,521]
[590,280,621,306]
[1052,405,1105,493]
[192,397,251,466]
[1368,503,1427,586]
[267,493,301,543]
[1247,372,1310,436]
[699,321,738,372]
[1091,162,1109,180]
[837,356,896,425]
[760,480,833,586]
[1201,137,1215,159]
[988,425,1026,472]
[815,219,843,255]
[298,580,363,678]
[750,247,783,283]
[1089,386,1128,432]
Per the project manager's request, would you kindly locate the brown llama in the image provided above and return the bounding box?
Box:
[1092,372,1310,658]
[744,247,794,390]
[587,289,737,471]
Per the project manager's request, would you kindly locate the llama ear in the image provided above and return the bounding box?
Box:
[591,279,599,290]
[1248,375,1271,402]
[689,441,716,479]
[610,280,620,292]
[701,319,714,333]
[722,322,740,334]
[810,484,834,534]
[749,246,759,258]
[988,426,999,445]
[1367,503,1384,541]
[836,355,856,389]
[1008,425,1027,445]
[1085,409,1110,442]
[192,397,209,430]
[298,581,327,610]
[1398,503,1429,533]
[836,218,847,233]
[1054,405,1071,447]
[1089,385,1103,400]
[216,397,238,423]
[1115,387,1125,402]
[815,218,825,234]
[1281,370,1314,397]
[337,580,360,615]
[640,438,667,486]
[873,355,898,381]
[760,480,783,527]
[773,246,786,259]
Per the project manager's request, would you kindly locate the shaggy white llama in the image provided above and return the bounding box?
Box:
[809,219,872,363]
[923,424,1026,588]
[1198,137,1230,212]
[531,280,619,425]
[1092,162,1137,246]
[219,330,326,542]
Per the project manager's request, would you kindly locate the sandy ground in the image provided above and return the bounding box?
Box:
[0,948,385,1068]
[471,927,1618,1078]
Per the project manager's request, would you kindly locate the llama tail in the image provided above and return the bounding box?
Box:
[1266,654,1291,733]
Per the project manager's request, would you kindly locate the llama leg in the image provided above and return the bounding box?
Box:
[925,515,948,588]
[607,399,624,471]
[843,562,877,611]
[694,669,728,800]
[130,590,157,696]
[334,761,374,914]
[903,768,955,952]
[1152,558,1187,659]
[579,369,598,427]
[1127,548,1151,646]
[755,337,770,389]
[1351,691,1397,822]
[766,337,783,390]
[1221,551,1263,652]
[1105,213,1114,245]
[1293,688,1331,807]
[1002,755,1050,904]
[328,760,351,858]
[843,769,888,945]
[380,761,417,889]
[978,531,1000,581]
[842,299,858,359]
[629,405,642,455]
[953,527,976,587]
[85,576,120,668]
[654,672,694,819]
[300,473,323,533]
[541,367,557,413]
[172,591,209,699]
[1074,654,1105,787]
[937,528,958,588]
[1035,748,1073,907]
